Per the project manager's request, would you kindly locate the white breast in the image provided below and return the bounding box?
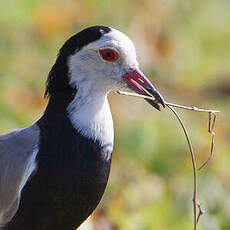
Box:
[67,81,114,145]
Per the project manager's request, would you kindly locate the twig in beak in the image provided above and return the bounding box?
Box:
[116,91,220,113]
[166,105,198,230]
[116,90,220,230]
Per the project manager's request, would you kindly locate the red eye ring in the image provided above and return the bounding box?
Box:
[99,48,119,62]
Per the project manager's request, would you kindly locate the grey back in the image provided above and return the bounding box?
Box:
[0,125,40,227]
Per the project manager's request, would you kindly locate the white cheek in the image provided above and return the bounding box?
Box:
[68,51,123,89]
[68,50,98,82]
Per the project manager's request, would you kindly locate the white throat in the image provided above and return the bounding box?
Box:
[67,81,114,145]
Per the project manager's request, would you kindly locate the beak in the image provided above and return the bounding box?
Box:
[122,69,165,110]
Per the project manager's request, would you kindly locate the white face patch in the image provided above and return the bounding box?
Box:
[66,28,140,142]
[68,28,139,92]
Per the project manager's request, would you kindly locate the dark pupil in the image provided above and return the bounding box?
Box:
[105,51,113,59]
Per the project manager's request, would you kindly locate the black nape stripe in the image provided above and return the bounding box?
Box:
[44,26,111,104]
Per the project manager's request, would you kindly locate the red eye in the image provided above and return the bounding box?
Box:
[99,48,119,62]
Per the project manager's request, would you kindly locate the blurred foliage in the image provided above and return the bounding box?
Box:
[0,0,230,229]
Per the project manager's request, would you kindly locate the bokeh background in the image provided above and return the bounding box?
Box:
[0,0,230,229]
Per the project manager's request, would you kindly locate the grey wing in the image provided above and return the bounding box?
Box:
[0,125,40,226]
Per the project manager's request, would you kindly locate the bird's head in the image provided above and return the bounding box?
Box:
[45,26,165,110]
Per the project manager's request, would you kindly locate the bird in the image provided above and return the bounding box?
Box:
[0,26,165,230]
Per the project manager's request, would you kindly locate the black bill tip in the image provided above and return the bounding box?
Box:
[145,98,161,111]
[146,87,165,109]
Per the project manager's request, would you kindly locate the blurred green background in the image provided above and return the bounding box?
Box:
[0,0,230,229]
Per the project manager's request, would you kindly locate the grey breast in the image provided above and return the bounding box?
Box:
[0,125,40,227]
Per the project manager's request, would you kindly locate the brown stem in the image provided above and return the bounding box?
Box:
[116,91,220,113]
[116,90,220,230]
[198,112,217,170]
[196,202,205,224]
[166,105,198,230]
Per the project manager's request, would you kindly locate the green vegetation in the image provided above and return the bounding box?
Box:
[0,0,229,229]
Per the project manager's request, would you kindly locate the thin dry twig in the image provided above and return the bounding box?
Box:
[117,90,219,170]
[196,202,205,224]
[116,90,220,230]
[198,113,217,170]
[117,91,220,113]
[166,105,198,230]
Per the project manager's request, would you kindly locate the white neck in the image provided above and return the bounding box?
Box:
[67,81,114,145]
